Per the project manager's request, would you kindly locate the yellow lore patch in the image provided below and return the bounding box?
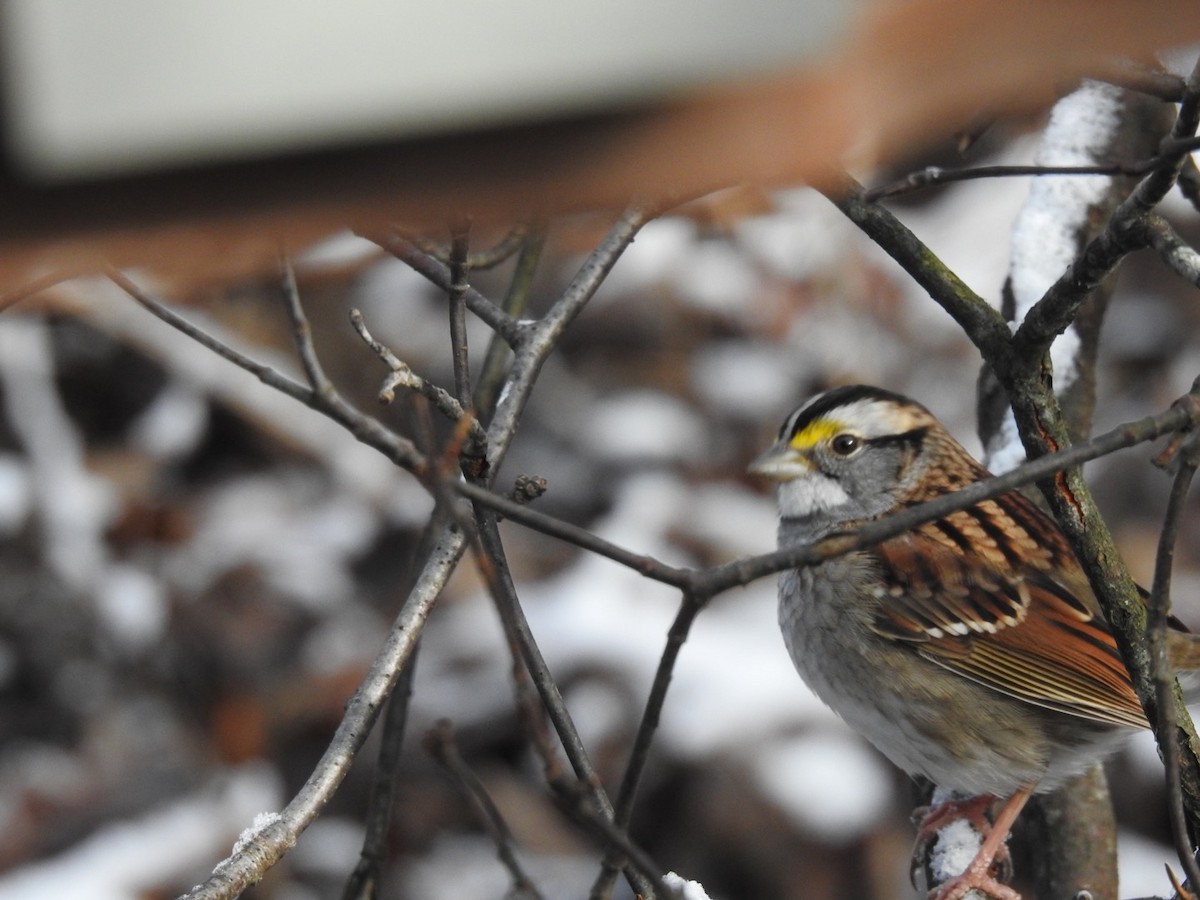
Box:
[788,418,846,450]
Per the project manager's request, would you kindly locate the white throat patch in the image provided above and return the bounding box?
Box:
[777,472,850,517]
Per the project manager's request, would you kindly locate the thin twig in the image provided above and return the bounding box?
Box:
[424,720,546,900]
[1178,156,1200,214]
[108,268,427,475]
[1147,393,1200,891]
[455,479,692,589]
[447,219,473,409]
[279,257,331,394]
[825,179,1012,359]
[469,506,653,898]
[362,229,525,347]
[864,135,1200,203]
[394,221,532,270]
[1141,214,1200,288]
[476,222,547,419]
[180,525,469,900]
[865,162,1153,203]
[553,780,681,900]
[457,387,1200,596]
[590,591,704,900]
[348,308,488,448]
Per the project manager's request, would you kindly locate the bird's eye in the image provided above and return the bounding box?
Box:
[830,433,861,456]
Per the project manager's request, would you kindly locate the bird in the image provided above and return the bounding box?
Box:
[748,384,1200,900]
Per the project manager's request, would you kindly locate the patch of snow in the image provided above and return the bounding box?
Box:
[752,731,893,843]
[736,188,855,282]
[690,341,808,421]
[296,230,379,269]
[987,82,1122,468]
[167,472,380,609]
[233,810,283,854]
[0,764,281,900]
[672,240,763,314]
[129,380,209,460]
[1010,81,1121,332]
[593,217,696,299]
[1118,828,1184,898]
[584,391,707,464]
[0,315,119,591]
[93,564,169,651]
[928,818,983,885]
[984,412,1026,475]
[663,871,716,900]
[0,454,31,535]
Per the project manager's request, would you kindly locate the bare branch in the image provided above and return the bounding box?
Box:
[824,178,1012,360]
[110,268,427,475]
[864,134,1200,203]
[485,204,655,473]
[454,479,693,589]
[476,222,547,418]
[362,229,525,346]
[447,218,474,408]
[468,508,654,898]
[866,162,1152,203]
[391,221,532,270]
[1178,155,1200,214]
[1148,403,1200,888]
[591,591,704,899]
[1141,214,1200,288]
[552,779,680,900]
[180,525,468,900]
[279,258,332,394]
[349,307,488,448]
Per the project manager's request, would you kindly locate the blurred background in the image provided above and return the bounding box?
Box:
[1,167,1199,898]
[0,3,1197,900]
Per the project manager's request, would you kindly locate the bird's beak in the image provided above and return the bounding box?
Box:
[748,441,811,481]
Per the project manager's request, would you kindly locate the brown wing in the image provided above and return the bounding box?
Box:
[870,504,1147,730]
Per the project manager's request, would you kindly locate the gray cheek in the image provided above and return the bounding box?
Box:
[836,450,906,519]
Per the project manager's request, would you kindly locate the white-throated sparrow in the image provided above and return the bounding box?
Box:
[750,384,1200,900]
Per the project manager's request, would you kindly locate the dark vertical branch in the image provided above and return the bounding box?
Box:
[470,508,655,899]
[341,644,419,900]
[992,87,1171,900]
[1148,421,1200,889]
[589,592,704,900]
[448,218,473,410]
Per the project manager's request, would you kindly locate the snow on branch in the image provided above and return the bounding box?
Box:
[987,81,1123,473]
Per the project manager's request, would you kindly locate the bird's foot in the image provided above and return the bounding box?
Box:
[911,795,1010,889]
[915,785,1033,900]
